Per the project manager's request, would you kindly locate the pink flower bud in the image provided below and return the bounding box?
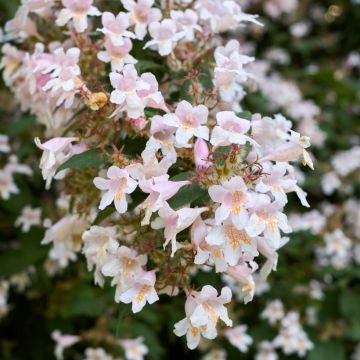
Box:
[194,138,210,169]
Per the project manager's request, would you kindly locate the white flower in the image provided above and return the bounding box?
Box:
[210,111,252,147]
[170,9,201,41]
[151,202,208,256]
[260,299,284,325]
[189,285,233,339]
[34,136,78,189]
[98,11,135,46]
[122,0,162,40]
[0,280,10,319]
[120,337,149,360]
[41,215,88,268]
[174,286,232,349]
[93,166,137,214]
[51,330,80,360]
[0,134,10,153]
[255,341,278,360]
[163,100,209,147]
[224,325,253,352]
[208,176,251,229]
[15,206,42,232]
[82,226,119,286]
[84,347,114,360]
[119,270,159,313]
[144,19,184,56]
[56,0,101,33]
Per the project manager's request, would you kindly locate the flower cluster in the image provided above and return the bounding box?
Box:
[0,0,318,357]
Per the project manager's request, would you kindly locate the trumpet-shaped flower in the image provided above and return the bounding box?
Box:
[122,0,162,40]
[98,11,135,46]
[208,176,250,229]
[119,270,159,313]
[34,136,78,189]
[138,175,189,225]
[164,100,209,147]
[210,111,253,147]
[56,0,101,33]
[93,166,137,213]
[144,19,184,56]
[246,194,291,248]
[170,9,201,41]
[189,285,232,339]
[97,37,137,72]
[151,202,207,256]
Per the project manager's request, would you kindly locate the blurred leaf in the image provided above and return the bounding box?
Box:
[61,285,104,317]
[307,341,346,360]
[0,228,47,276]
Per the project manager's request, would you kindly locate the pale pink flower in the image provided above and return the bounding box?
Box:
[255,162,295,205]
[41,215,88,268]
[189,285,232,339]
[42,47,81,93]
[224,325,253,353]
[84,348,113,360]
[170,9,202,41]
[82,226,119,286]
[51,330,80,360]
[195,0,261,34]
[206,219,258,267]
[174,296,205,349]
[15,206,42,232]
[0,134,10,153]
[194,138,210,169]
[119,270,159,313]
[94,166,137,214]
[5,5,39,39]
[246,194,291,247]
[260,299,284,325]
[208,176,250,229]
[164,100,209,147]
[214,40,254,102]
[34,136,78,189]
[261,131,314,170]
[210,111,253,147]
[138,175,189,225]
[101,245,147,283]
[97,37,137,71]
[110,64,165,118]
[98,11,135,46]
[144,19,184,56]
[127,149,175,181]
[0,44,25,86]
[151,202,208,256]
[226,258,256,303]
[120,337,148,360]
[0,169,19,200]
[122,0,162,40]
[56,0,101,33]
[191,218,227,273]
[145,114,177,156]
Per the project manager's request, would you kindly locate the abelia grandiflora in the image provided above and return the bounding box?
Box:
[1,0,314,353]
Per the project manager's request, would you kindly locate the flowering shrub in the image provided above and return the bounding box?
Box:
[0,0,359,359]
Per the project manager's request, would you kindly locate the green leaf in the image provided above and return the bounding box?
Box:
[61,285,104,317]
[339,290,360,319]
[168,172,207,208]
[92,205,115,225]
[236,111,252,120]
[0,229,47,276]
[168,183,207,209]
[56,148,107,174]
[307,341,346,360]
